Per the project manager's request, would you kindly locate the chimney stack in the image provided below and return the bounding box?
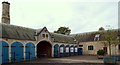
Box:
[1,1,10,24]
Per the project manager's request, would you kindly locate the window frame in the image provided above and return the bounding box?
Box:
[42,34,45,38]
[94,34,100,41]
[46,34,48,38]
[88,45,94,50]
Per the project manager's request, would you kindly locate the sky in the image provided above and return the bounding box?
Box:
[0,0,119,34]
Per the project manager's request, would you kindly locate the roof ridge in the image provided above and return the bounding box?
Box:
[0,23,36,30]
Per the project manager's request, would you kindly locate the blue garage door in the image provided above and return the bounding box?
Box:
[0,41,1,64]
[60,44,65,57]
[54,44,59,58]
[65,45,70,57]
[11,42,24,62]
[70,45,74,56]
[25,42,35,61]
[0,41,9,63]
[78,48,83,55]
[74,46,78,55]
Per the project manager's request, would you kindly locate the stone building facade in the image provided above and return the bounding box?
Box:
[0,23,77,63]
[72,31,120,55]
[0,1,120,64]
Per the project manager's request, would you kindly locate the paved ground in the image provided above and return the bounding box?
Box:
[24,55,103,63]
[2,55,120,65]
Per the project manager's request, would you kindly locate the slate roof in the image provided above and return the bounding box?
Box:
[1,23,119,43]
[0,23,36,40]
[71,30,119,43]
[50,33,76,44]
[0,23,76,43]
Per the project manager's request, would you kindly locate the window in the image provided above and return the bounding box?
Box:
[103,47,107,53]
[79,45,83,47]
[42,34,45,38]
[94,34,100,41]
[88,45,94,50]
[95,34,100,37]
[46,34,48,38]
[119,44,120,50]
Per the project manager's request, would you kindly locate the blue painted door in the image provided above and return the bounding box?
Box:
[60,45,65,57]
[65,45,69,57]
[54,44,59,58]
[70,45,74,56]
[11,42,24,62]
[25,42,35,61]
[74,46,78,55]
[1,41,9,63]
[0,41,2,64]
[78,48,83,55]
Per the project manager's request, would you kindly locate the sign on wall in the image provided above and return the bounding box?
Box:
[66,47,69,53]
[70,47,74,52]
[60,47,64,53]
[75,48,78,52]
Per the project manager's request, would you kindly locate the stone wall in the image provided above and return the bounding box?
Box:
[79,41,120,55]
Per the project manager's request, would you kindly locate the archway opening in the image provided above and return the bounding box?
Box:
[11,42,24,62]
[54,44,59,57]
[37,41,52,58]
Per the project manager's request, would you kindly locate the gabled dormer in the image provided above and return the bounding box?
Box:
[35,27,51,41]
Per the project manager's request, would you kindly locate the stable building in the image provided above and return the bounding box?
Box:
[71,30,120,55]
[0,23,78,63]
[0,1,120,64]
[0,1,79,63]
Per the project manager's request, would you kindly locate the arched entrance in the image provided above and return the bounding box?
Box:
[11,42,24,62]
[0,41,9,63]
[65,45,70,57]
[54,44,59,58]
[60,44,65,57]
[74,46,78,55]
[37,41,52,58]
[25,42,35,60]
[70,45,74,56]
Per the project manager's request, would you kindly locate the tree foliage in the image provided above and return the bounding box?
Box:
[99,27,105,31]
[54,27,71,35]
[102,29,119,55]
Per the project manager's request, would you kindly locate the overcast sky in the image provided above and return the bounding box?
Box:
[0,0,119,34]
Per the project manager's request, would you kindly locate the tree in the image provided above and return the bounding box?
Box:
[54,27,71,35]
[99,27,105,31]
[102,29,119,55]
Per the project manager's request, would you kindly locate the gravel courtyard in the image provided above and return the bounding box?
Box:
[2,55,120,65]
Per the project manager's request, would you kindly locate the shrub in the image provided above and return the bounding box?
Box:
[97,49,105,55]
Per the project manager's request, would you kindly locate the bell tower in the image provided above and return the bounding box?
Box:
[1,1,10,24]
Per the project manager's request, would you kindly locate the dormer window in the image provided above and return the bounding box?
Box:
[46,34,48,38]
[42,34,45,38]
[94,34,100,41]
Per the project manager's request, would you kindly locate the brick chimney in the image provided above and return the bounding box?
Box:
[1,1,10,24]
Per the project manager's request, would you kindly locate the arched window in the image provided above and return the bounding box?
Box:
[46,34,48,38]
[42,34,45,38]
